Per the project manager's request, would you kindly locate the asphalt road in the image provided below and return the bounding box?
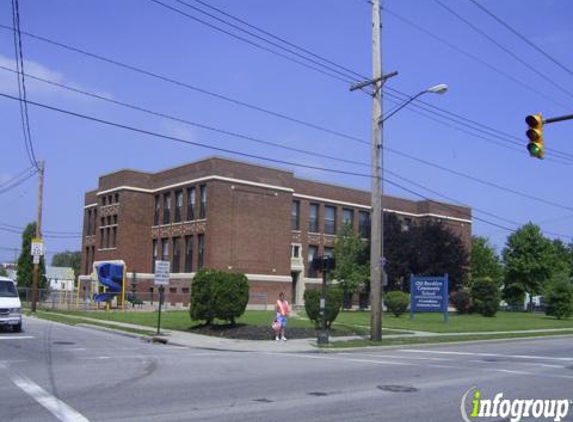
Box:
[1,317,572,422]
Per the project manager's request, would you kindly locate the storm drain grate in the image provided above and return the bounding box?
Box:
[377,385,419,393]
[307,392,329,397]
[53,341,75,345]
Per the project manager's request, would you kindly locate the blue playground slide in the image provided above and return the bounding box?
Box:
[94,262,124,303]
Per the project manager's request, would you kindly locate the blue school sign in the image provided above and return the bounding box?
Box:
[410,274,449,322]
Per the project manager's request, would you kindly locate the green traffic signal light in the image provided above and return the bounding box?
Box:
[525,113,544,159]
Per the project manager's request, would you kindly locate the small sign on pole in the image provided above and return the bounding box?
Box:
[154,261,170,336]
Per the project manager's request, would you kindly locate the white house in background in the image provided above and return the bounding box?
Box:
[46,266,75,291]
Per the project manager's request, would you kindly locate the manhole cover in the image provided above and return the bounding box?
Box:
[483,358,499,362]
[253,398,273,403]
[53,341,75,345]
[307,392,329,397]
[378,385,418,393]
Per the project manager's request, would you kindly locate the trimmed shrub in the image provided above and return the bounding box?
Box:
[471,277,501,317]
[211,272,249,325]
[304,286,343,329]
[544,274,573,320]
[383,291,410,317]
[451,290,472,314]
[190,269,249,325]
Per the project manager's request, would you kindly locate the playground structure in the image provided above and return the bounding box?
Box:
[91,261,126,308]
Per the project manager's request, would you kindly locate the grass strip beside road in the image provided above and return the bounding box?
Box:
[33,311,155,337]
[336,310,573,333]
[325,330,573,349]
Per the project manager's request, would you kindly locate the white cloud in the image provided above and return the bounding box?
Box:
[0,54,113,101]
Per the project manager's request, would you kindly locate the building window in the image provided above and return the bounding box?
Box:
[324,247,334,258]
[342,208,354,228]
[161,238,169,262]
[152,240,158,272]
[85,247,90,274]
[172,237,181,273]
[291,200,300,230]
[359,211,370,238]
[111,226,117,248]
[114,193,119,203]
[106,228,111,248]
[199,185,207,219]
[182,287,190,294]
[108,195,112,205]
[307,245,318,278]
[113,215,118,224]
[291,245,300,258]
[154,195,160,225]
[174,190,183,223]
[184,235,193,273]
[86,210,92,236]
[99,228,105,249]
[187,187,196,221]
[198,234,205,269]
[93,209,97,233]
[163,193,171,224]
[308,203,319,233]
[325,205,336,235]
[102,196,106,206]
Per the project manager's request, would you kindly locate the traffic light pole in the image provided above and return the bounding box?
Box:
[544,113,573,124]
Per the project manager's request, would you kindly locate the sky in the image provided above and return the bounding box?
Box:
[0,0,572,263]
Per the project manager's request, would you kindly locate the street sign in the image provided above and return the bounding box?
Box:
[33,255,40,264]
[31,239,44,257]
[410,274,449,322]
[154,261,170,286]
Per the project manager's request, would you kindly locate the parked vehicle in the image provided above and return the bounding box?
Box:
[0,277,22,332]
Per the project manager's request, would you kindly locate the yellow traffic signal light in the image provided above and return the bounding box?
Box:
[526,113,544,159]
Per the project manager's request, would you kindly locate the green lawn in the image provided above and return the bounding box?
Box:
[38,309,404,336]
[326,330,573,349]
[335,310,573,333]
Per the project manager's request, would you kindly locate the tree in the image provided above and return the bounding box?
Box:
[406,220,469,292]
[331,223,368,307]
[304,286,343,329]
[549,239,572,280]
[471,277,501,317]
[0,267,7,277]
[544,273,573,320]
[471,236,503,285]
[502,223,554,309]
[16,222,47,290]
[383,213,412,291]
[51,251,81,277]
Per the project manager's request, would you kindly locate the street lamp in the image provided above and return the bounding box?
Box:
[366,82,448,342]
[381,84,448,123]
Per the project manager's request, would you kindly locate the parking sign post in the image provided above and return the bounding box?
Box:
[154,261,170,335]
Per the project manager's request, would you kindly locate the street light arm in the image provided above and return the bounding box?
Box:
[380,90,426,124]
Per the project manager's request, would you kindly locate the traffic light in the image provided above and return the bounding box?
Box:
[525,113,544,159]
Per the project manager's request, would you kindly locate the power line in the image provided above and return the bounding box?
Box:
[3,91,570,239]
[11,0,38,169]
[0,91,376,180]
[148,0,354,84]
[0,226,81,239]
[188,0,364,79]
[5,64,572,216]
[432,0,573,100]
[0,24,369,146]
[146,1,573,162]
[3,24,571,164]
[0,223,81,236]
[467,0,573,77]
[0,165,37,195]
[382,5,571,111]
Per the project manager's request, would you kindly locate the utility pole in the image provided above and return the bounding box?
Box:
[369,0,383,342]
[350,0,396,341]
[31,160,44,313]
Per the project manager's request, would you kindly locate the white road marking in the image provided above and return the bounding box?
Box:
[0,335,34,340]
[11,374,92,422]
[403,349,573,361]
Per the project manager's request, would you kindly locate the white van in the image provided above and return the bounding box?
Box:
[0,276,22,332]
